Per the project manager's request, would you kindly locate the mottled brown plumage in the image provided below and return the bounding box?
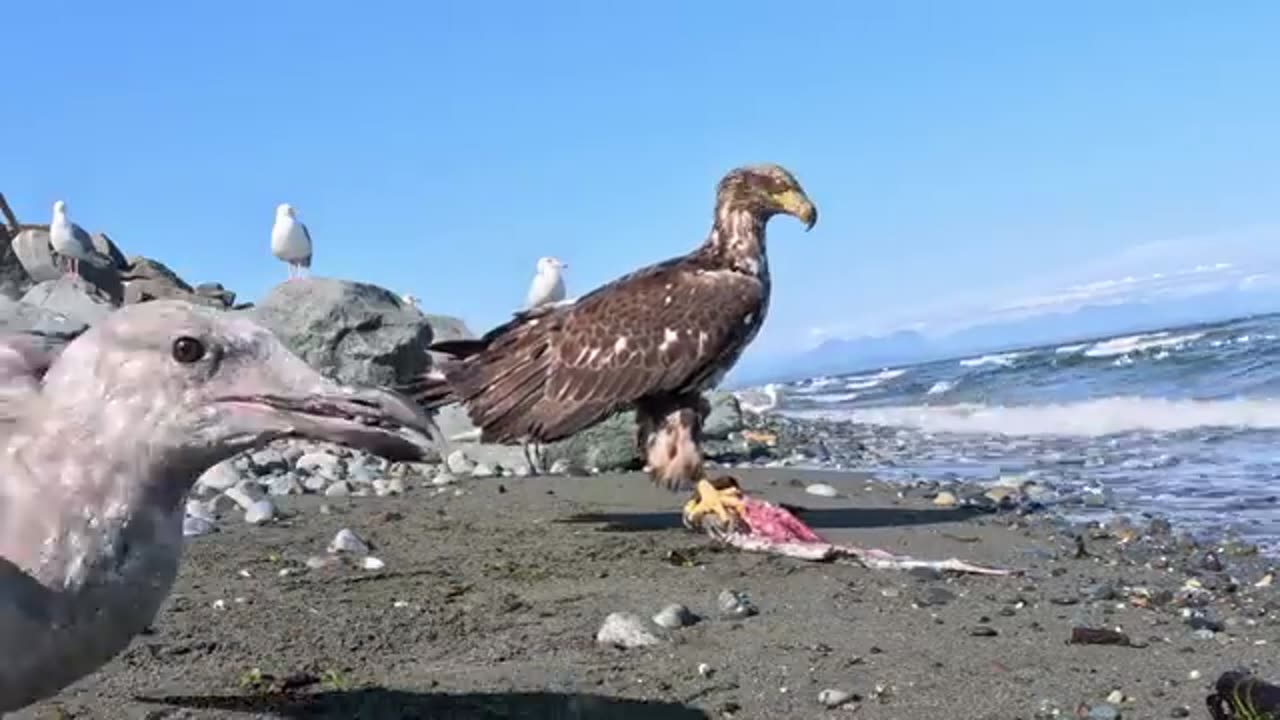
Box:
[405,164,816,523]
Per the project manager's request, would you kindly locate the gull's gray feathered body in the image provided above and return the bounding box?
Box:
[0,300,434,714]
[271,203,313,280]
[49,201,104,278]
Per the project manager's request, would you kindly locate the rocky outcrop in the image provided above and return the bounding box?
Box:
[20,278,116,326]
[252,277,435,387]
[12,229,123,304]
[120,256,233,308]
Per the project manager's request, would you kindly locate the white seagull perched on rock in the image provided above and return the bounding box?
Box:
[518,256,570,473]
[0,300,435,714]
[270,203,313,280]
[49,200,100,279]
[525,256,568,310]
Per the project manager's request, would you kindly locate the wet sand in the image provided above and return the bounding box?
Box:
[17,468,1278,719]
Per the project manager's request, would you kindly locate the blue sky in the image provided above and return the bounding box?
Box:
[7,1,1280,360]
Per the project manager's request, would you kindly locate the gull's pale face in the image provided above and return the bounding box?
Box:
[52,200,67,215]
[537,257,566,274]
[40,301,434,502]
[276,203,296,219]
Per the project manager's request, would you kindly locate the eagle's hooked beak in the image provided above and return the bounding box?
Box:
[774,189,818,231]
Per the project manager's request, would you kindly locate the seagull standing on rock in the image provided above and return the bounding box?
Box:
[270,203,313,280]
[520,256,570,473]
[525,256,568,310]
[49,200,99,279]
[0,300,435,714]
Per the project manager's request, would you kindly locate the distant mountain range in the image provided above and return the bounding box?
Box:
[728,285,1280,387]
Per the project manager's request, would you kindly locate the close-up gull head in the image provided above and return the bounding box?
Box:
[33,301,432,484]
[0,300,435,713]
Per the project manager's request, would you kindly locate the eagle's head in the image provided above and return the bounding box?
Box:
[716,164,818,231]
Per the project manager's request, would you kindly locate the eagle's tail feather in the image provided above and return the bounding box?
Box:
[429,338,490,358]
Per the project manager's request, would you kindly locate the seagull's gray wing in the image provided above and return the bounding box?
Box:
[299,222,313,267]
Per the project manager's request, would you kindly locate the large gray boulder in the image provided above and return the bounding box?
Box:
[0,233,32,300]
[253,277,434,387]
[444,390,744,473]
[0,296,89,338]
[11,229,122,304]
[20,278,115,326]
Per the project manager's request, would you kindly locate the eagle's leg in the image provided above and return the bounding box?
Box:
[522,440,546,475]
[637,394,747,533]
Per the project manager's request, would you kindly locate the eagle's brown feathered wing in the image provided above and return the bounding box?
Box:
[415,257,764,444]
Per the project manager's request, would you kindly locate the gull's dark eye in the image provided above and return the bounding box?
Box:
[172,336,205,364]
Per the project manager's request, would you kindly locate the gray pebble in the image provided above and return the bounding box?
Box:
[224,479,265,510]
[548,458,572,475]
[301,473,329,493]
[182,516,217,537]
[446,449,475,475]
[347,466,376,486]
[652,603,697,629]
[266,475,303,496]
[329,528,369,555]
[244,499,276,525]
[596,612,659,648]
[195,461,241,493]
[718,589,758,619]
[185,498,215,523]
[249,449,289,475]
[297,452,343,480]
[818,689,854,708]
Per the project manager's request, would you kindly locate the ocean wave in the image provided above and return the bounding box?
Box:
[781,396,1280,437]
[812,392,860,404]
[1054,343,1087,354]
[959,352,1024,368]
[839,368,906,390]
[1083,332,1204,358]
[926,380,955,395]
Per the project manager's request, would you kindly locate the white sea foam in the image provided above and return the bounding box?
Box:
[926,380,955,395]
[959,352,1023,368]
[1083,332,1204,358]
[1054,343,1087,354]
[781,396,1280,437]
[840,368,906,390]
[813,392,860,404]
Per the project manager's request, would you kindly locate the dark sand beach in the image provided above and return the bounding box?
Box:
[16,468,1278,720]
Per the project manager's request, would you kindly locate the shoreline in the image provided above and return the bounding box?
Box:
[729,411,1280,558]
[19,467,1279,719]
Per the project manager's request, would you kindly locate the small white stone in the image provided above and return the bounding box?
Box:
[297,452,343,480]
[361,556,386,571]
[182,516,216,537]
[596,612,660,648]
[1189,670,1202,680]
[224,479,265,510]
[432,472,458,487]
[471,463,497,478]
[1105,690,1124,704]
[196,461,241,493]
[446,449,475,475]
[325,481,352,497]
[211,599,227,611]
[697,663,713,678]
[818,689,853,708]
[244,499,276,525]
[805,483,839,498]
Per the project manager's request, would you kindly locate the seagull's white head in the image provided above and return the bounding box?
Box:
[276,203,296,220]
[52,200,67,217]
[536,256,567,275]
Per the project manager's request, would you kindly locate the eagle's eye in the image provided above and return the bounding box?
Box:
[172,336,206,364]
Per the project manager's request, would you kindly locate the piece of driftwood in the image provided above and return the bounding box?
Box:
[0,193,18,235]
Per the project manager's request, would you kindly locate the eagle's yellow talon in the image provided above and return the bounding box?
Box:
[682,478,746,531]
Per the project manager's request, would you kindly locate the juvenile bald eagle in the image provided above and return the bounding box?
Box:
[403,164,817,530]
